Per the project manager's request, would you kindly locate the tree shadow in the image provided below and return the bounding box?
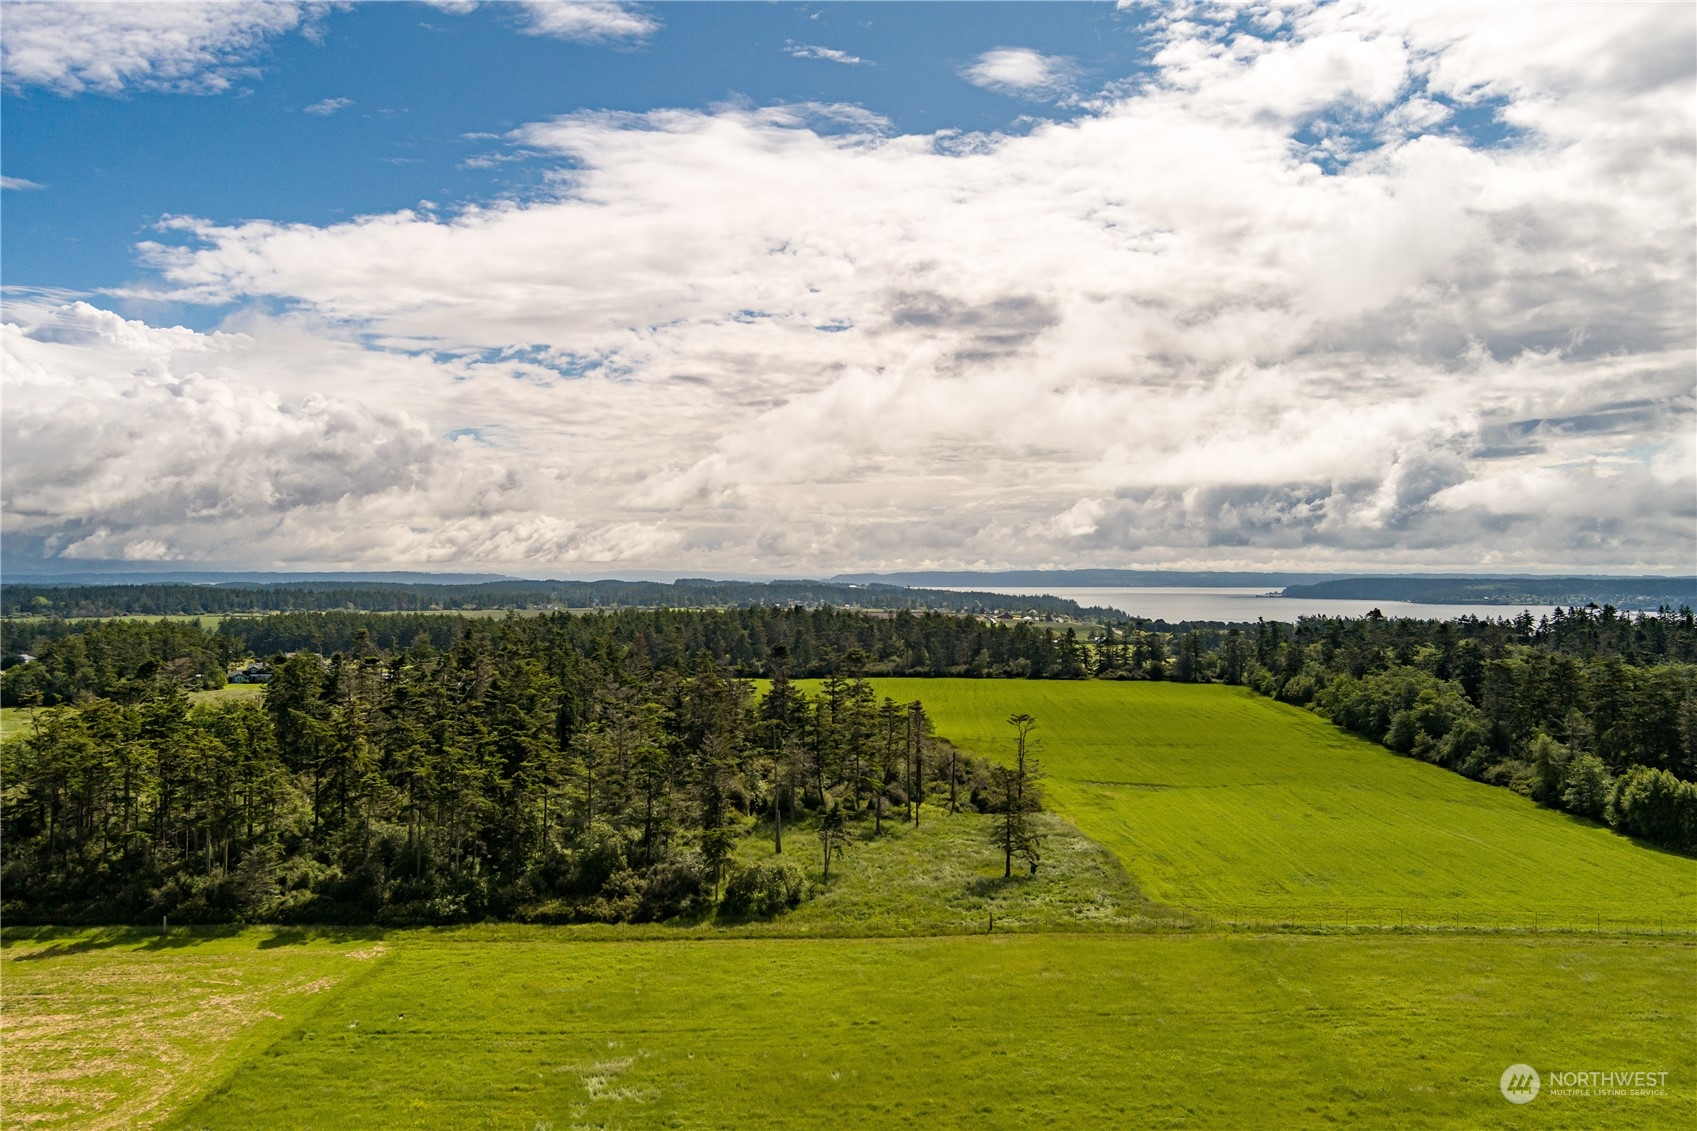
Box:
[4,924,245,960]
[3,922,388,959]
[964,874,1033,898]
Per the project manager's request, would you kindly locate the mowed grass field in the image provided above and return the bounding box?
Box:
[834,679,1697,928]
[0,929,389,1130]
[5,930,1666,1130]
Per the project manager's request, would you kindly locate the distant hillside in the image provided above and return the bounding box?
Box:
[0,577,1110,620]
[1280,576,1697,610]
[832,569,1343,588]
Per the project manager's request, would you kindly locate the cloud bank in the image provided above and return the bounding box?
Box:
[0,0,316,95]
[4,2,1692,572]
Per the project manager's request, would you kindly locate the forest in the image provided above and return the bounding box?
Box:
[0,615,1046,925]
[2,601,1693,927]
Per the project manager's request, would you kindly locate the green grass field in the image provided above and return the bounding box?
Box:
[6,678,1692,1127]
[829,680,1697,929]
[5,929,1685,1130]
[0,704,36,741]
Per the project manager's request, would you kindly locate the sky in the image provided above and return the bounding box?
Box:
[1,0,1693,578]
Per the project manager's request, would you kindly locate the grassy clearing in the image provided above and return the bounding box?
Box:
[824,679,1697,928]
[1,686,264,742]
[720,807,1180,935]
[155,930,1694,1130]
[0,928,388,1130]
[3,614,232,630]
[186,684,266,706]
[0,705,37,741]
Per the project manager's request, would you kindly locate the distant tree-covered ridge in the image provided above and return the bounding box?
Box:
[0,577,1109,620]
[1281,575,1697,609]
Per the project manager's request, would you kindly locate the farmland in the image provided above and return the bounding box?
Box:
[833,680,1697,929]
[4,679,1691,1127]
[3,929,1690,1130]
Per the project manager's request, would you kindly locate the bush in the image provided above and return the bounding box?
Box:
[636,850,711,921]
[1608,765,1697,851]
[719,859,807,918]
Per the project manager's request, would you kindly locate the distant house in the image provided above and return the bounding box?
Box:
[228,661,271,684]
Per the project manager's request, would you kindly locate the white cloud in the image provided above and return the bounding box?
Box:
[515,2,657,44]
[1,176,46,191]
[0,299,668,566]
[303,96,353,116]
[787,42,868,66]
[961,47,1077,99]
[5,2,1693,572]
[0,1,316,96]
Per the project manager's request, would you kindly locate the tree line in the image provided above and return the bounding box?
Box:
[1,578,1103,620]
[1241,608,1697,852]
[1,620,1045,925]
[3,599,1692,922]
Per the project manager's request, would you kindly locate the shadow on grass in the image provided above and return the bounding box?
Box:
[3,922,387,959]
[964,874,1035,898]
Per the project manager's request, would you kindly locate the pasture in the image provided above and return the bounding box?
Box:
[4,929,1687,1129]
[5,678,1691,1127]
[833,679,1697,929]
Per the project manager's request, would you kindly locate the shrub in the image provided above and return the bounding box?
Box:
[1608,765,1697,851]
[719,859,807,918]
[636,850,711,921]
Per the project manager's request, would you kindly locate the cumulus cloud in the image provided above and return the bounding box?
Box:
[1,299,674,566]
[0,1,316,95]
[5,2,1693,571]
[961,47,1078,98]
[515,1,658,44]
[303,96,352,116]
[787,42,868,66]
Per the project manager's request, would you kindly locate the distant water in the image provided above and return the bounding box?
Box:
[938,586,1565,624]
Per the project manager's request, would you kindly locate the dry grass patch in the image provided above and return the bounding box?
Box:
[0,929,385,1130]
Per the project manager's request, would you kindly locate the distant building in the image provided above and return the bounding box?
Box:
[228,661,271,684]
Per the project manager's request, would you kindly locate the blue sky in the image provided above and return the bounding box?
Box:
[5,3,1153,306]
[1,2,1692,575]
